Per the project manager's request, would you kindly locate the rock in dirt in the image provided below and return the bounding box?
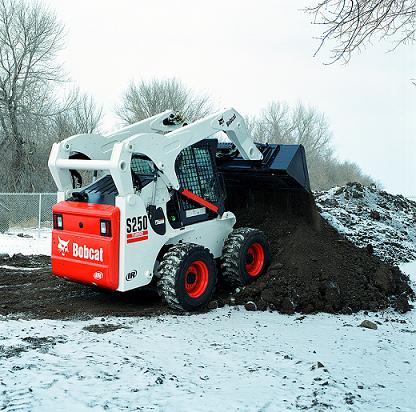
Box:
[244,301,257,311]
[359,320,378,330]
[207,300,219,310]
[311,361,325,370]
[280,297,295,314]
[395,294,412,313]
[83,324,128,334]
[17,232,33,238]
[369,210,381,221]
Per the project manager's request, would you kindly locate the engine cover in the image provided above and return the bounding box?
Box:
[51,201,120,290]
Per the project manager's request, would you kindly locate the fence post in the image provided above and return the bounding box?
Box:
[38,193,42,239]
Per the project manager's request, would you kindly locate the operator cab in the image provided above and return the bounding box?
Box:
[167,139,225,228]
[67,139,225,228]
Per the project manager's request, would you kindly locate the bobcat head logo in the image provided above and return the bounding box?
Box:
[58,237,70,256]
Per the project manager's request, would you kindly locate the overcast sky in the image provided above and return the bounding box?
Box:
[43,0,416,197]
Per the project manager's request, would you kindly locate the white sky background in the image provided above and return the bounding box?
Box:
[44,0,416,197]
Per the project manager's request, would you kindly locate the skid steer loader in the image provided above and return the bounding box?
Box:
[48,108,310,310]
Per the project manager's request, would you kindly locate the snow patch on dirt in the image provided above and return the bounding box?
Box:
[0,228,50,256]
[315,183,416,264]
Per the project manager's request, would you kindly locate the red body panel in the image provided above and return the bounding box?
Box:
[51,201,120,290]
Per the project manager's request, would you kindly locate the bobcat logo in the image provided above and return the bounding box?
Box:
[58,237,70,256]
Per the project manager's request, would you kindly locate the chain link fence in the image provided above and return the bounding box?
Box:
[0,192,414,238]
[0,193,57,237]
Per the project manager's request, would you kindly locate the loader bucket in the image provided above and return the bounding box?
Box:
[216,143,316,223]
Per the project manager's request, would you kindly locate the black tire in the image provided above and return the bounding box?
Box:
[221,227,271,287]
[157,243,217,311]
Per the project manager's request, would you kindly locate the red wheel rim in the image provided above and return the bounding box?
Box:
[185,260,209,298]
[245,242,265,277]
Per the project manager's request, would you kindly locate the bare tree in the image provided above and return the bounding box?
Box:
[249,101,373,190]
[53,91,103,140]
[307,0,416,63]
[117,78,213,124]
[0,0,65,191]
[251,102,333,159]
[250,102,293,144]
[290,104,333,160]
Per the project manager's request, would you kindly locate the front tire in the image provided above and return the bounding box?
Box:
[157,243,217,311]
[221,228,271,287]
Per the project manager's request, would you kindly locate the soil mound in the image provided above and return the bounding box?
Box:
[315,182,416,264]
[225,189,414,314]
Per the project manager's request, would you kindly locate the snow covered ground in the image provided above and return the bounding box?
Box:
[0,263,414,411]
[2,267,416,410]
[0,186,415,411]
[0,228,50,256]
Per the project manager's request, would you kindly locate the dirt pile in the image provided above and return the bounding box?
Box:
[1,184,413,318]
[225,188,414,314]
[315,182,416,264]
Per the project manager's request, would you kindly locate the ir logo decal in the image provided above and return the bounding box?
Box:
[58,237,70,256]
[126,270,137,281]
[93,271,104,280]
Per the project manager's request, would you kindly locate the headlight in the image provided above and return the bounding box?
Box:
[100,219,111,237]
[53,214,63,230]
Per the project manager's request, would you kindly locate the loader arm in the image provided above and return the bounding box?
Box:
[166,107,262,162]
[49,107,262,197]
[124,107,263,192]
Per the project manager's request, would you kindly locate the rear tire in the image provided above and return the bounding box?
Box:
[157,243,217,311]
[221,228,271,287]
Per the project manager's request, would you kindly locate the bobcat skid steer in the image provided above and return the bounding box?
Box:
[48,108,310,311]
